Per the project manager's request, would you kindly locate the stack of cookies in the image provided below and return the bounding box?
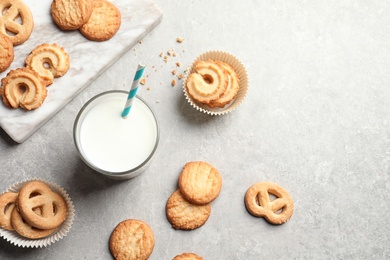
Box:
[0,181,68,239]
[186,60,240,108]
[51,0,121,41]
[166,161,222,230]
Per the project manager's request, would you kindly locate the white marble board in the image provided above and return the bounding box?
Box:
[0,0,163,143]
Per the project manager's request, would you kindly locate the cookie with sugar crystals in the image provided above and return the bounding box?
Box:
[178,161,222,205]
[79,0,121,41]
[0,192,18,231]
[166,189,211,230]
[109,219,155,260]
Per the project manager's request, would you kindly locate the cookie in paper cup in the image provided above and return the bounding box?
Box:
[183,50,249,115]
[0,178,75,248]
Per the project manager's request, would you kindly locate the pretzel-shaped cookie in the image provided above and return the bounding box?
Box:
[244,182,294,225]
[0,192,18,231]
[11,208,57,239]
[0,0,34,45]
[17,181,67,230]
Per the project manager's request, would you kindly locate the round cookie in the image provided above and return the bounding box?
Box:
[178,161,222,205]
[0,0,34,45]
[0,192,18,231]
[166,189,211,230]
[1,68,47,110]
[244,182,294,225]
[0,34,14,73]
[173,252,203,260]
[25,43,70,86]
[51,0,93,30]
[109,219,155,260]
[79,0,121,42]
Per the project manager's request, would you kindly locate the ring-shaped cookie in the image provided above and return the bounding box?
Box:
[244,182,294,225]
[186,60,228,103]
[17,181,67,230]
[0,0,34,45]
[25,43,70,86]
[0,192,18,231]
[1,68,47,110]
[208,61,240,108]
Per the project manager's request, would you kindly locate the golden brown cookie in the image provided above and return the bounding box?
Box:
[1,68,47,110]
[17,181,67,230]
[0,192,18,231]
[186,60,228,104]
[0,34,14,73]
[109,219,155,260]
[51,0,93,30]
[166,190,211,230]
[25,43,70,86]
[0,0,34,45]
[208,61,240,108]
[173,252,203,260]
[244,182,294,225]
[79,0,121,42]
[11,208,57,239]
[178,161,222,205]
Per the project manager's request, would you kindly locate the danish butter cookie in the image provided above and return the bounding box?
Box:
[109,219,155,260]
[0,0,34,45]
[178,161,222,205]
[0,192,18,231]
[17,181,68,230]
[11,208,57,239]
[244,182,294,225]
[51,0,93,30]
[186,60,228,103]
[0,34,14,73]
[208,61,240,108]
[166,190,211,230]
[25,43,70,86]
[79,0,121,41]
[173,252,203,260]
[1,68,47,110]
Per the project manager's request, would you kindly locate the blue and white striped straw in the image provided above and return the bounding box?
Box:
[121,62,146,118]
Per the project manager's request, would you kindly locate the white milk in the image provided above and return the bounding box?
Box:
[75,92,158,176]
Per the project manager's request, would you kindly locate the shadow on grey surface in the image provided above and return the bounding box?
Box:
[0,127,18,147]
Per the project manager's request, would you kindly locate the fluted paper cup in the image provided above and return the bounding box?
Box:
[183,50,249,115]
[0,178,75,248]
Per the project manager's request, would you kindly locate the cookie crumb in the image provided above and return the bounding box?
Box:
[164,55,169,63]
[178,74,184,80]
[159,52,163,57]
[171,79,176,86]
[176,37,184,43]
[173,52,177,57]
[172,70,177,75]
[167,49,174,56]
[147,87,151,90]
[175,62,181,67]
[138,40,142,44]
[140,78,146,85]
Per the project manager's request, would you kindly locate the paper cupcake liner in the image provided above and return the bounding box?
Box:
[0,178,75,248]
[183,50,249,115]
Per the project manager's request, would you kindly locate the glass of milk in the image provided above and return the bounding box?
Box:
[73,90,159,180]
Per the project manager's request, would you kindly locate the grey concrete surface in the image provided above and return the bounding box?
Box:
[1,0,390,259]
